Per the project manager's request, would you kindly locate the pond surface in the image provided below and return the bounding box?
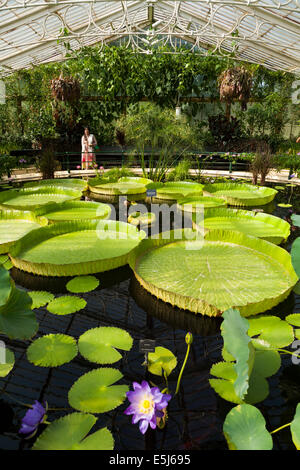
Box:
[0,182,300,450]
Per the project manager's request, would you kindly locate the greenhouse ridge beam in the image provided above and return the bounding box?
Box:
[0,0,299,74]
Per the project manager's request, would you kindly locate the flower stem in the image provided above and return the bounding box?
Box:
[271,422,291,434]
[175,344,191,395]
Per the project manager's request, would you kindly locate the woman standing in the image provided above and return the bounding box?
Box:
[81,127,97,170]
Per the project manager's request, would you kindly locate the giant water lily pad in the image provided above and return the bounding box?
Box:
[68,368,128,413]
[28,290,54,309]
[89,181,146,196]
[0,187,82,211]
[66,276,99,294]
[47,296,86,315]
[9,220,145,276]
[119,176,153,185]
[178,196,227,212]
[0,210,48,254]
[128,211,156,226]
[78,327,133,364]
[148,181,203,201]
[204,183,277,207]
[193,207,290,245]
[34,201,111,223]
[27,334,78,367]
[129,229,298,317]
[32,413,114,450]
[24,178,88,192]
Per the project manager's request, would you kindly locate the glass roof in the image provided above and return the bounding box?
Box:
[0,0,299,75]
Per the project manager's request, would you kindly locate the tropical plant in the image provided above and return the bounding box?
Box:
[219,66,252,116]
[35,147,60,179]
[116,103,197,182]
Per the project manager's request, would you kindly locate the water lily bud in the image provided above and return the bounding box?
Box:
[185,332,193,345]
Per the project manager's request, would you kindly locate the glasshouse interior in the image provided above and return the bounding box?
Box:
[0,0,300,453]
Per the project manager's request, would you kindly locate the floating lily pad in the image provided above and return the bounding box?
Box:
[32,413,114,450]
[89,182,146,195]
[10,220,145,276]
[291,214,300,227]
[47,296,86,315]
[291,404,300,450]
[291,237,300,278]
[193,207,290,244]
[130,229,298,317]
[0,210,48,254]
[78,327,133,364]
[0,267,12,307]
[148,181,203,201]
[27,334,78,367]
[148,346,177,377]
[248,315,294,349]
[178,195,227,212]
[223,404,273,450]
[0,187,82,211]
[285,314,300,327]
[24,178,88,192]
[28,291,55,309]
[204,183,277,206]
[68,368,128,413]
[278,203,292,208]
[0,348,15,377]
[119,176,153,185]
[275,186,285,191]
[34,201,111,223]
[66,276,99,294]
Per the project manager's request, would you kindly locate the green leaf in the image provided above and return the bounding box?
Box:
[248,315,294,349]
[147,346,177,377]
[291,238,300,278]
[291,403,300,450]
[223,404,273,450]
[78,327,133,364]
[251,350,281,377]
[204,183,277,207]
[277,203,292,208]
[285,314,300,327]
[68,368,128,413]
[66,276,100,294]
[221,308,253,400]
[32,413,114,450]
[0,267,12,307]
[0,286,37,340]
[209,362,243,404]
[27,334,78,367]
[292,215,300,228]
[293,281,300,295]
[47,296,86,315]
[28,291,55,309]
[0,348,15,377]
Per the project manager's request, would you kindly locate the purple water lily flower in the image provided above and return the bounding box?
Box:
[19,401,47,437]
[124,381,171,434]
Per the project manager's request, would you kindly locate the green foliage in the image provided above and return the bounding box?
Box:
[32,413,114,450]
[147,347,177,377]
[220,309,253,400]
[68,368,128,413]
[66,276,100,294]
[28,291,55,309]
[78,327,133,364]
[47,295,87,315]
[223,404,273,450]
[27,334,78,367]
[290,404,300,450]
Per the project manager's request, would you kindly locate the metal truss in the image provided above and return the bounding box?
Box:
[0,1,299,74]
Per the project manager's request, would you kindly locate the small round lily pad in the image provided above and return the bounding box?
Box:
[47,296,86,315]
[66,276,99,294]
[277,203,292,208]
[27,334,78,367]
[28,291,55,309]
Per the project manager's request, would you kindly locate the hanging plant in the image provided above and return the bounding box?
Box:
[219,67,252,114]
[50,73,80,103]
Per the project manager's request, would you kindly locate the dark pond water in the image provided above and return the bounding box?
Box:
[0,181,300,450]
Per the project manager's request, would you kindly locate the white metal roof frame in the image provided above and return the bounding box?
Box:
[0,0,299,75]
